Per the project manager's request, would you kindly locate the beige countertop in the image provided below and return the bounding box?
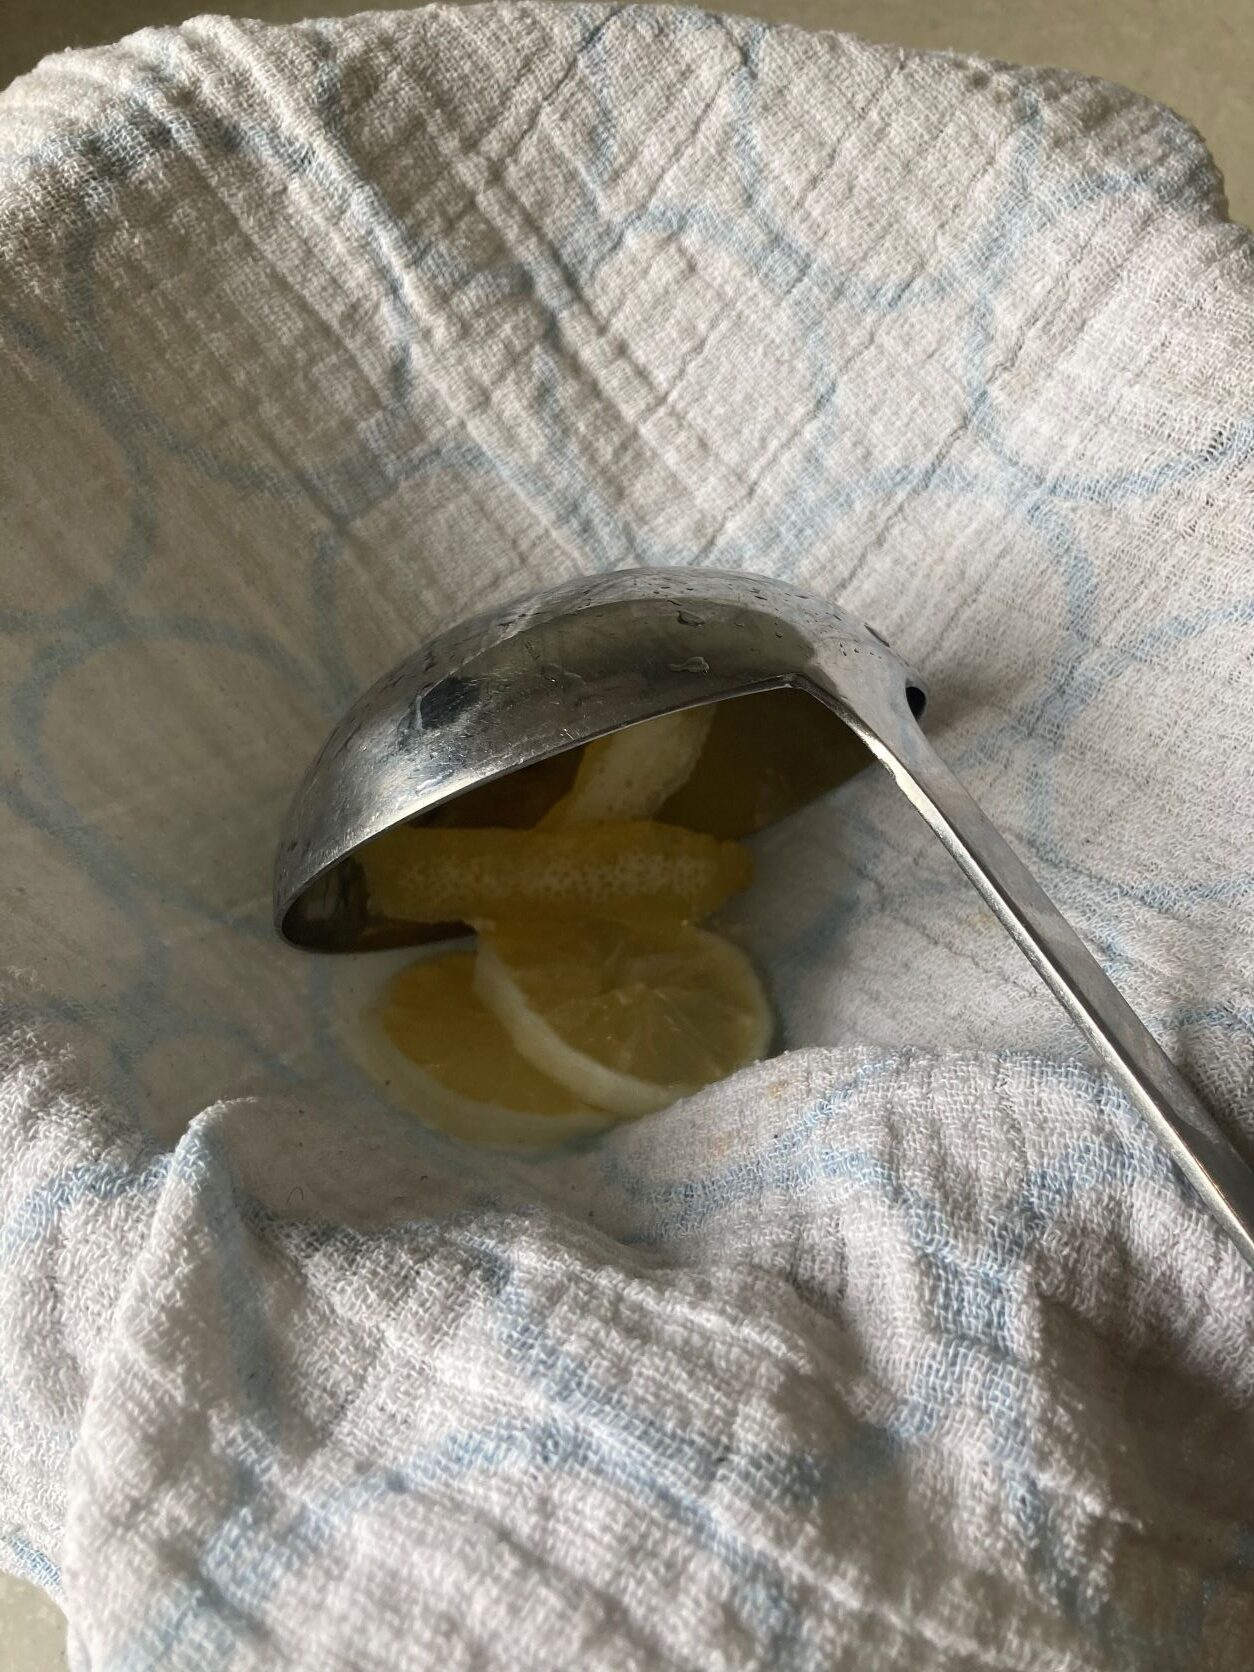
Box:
[1,2,1250,1665]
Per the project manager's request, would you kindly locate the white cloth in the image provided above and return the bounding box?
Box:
[2,6,1252,1667]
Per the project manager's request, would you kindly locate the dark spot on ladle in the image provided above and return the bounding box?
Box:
[400,674,481,744]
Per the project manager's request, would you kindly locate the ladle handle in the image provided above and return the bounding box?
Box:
[815,674,1254,1276]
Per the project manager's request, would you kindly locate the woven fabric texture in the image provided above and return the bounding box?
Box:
[1,7,1252,1667]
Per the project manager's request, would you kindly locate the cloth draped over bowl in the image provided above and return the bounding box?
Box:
[1,6,1252,1667]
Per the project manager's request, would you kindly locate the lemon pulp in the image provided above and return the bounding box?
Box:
[362,950,609,1145]
[542,707,714,827]
[474,919,773,1117]
[362,819,751,927]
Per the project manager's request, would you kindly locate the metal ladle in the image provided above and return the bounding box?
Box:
[274,567,1254,1272]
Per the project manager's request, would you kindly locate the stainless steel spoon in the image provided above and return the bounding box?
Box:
[274,567,1254,1272]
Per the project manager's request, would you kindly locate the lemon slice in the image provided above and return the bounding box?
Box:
[362,819,751,927]
[342,948,614,1146]
[474,920,773,1117]
[543,707,714,827]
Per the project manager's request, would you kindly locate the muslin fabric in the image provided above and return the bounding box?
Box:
[1,7,1252,1667]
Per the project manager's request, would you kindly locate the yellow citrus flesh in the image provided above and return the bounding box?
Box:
[474,920,773,1117]
[542,707,714,828]
[359,950,612,1145]
[362,820,752,927]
